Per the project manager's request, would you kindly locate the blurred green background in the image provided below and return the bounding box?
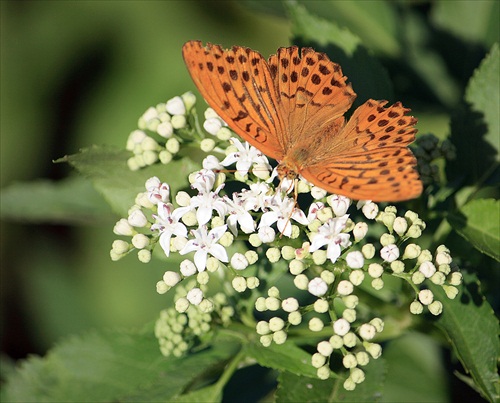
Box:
[0,0,290,358]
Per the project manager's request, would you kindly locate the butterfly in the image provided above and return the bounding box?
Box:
[182,41,422,202]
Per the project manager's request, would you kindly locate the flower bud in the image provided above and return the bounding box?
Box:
[343,295,359,309]
[342,353,357,369]
[361,243,375,259]
[269,317,285,332]
[166,96,186,115]
[260,334,272,347]
[380,233,396,246]
[380,244,399,262]
[368,263,383,278]
[312,352,327,368]
[342,308,357,323]
[112,240,130,255]
[230,253,249,271]
[317,340,334,357]
[418,289,434,305]
[232,276,247,292]
[113,218,136,236]
[175,297,190,313]
[273,330,287,345]
[288,311,302,325]
[337,280,354,296]
[308,277,328,296]
[255,297,267,312]
[349,270,364,286]
[294,274,309,290]
[132,234,149,249]
[353,222,368,241]
[317,365,330,380]
[390,260,405,273]
[163,271,181,287]
[371,278,384,290]
[314,299,329,313]
[187,288,203,305]
[358,323,376,340]
[428,301,443,315]
[128,209,148,227]
[266,247,281,263]
[309,317,324,332]
[355,351,370,366]
[346,251,364,269]
[282,297,299,312]
[393,217,408,236]
[333,318,350,336]
[138,249,151,263]
[265,297,281,311]
[289,259,305,275]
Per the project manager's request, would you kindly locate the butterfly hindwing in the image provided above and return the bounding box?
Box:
[182,41,285,160]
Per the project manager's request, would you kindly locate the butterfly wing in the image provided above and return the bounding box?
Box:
[300,100,423,201]
[267,46,357,152]
[182,41,286,161]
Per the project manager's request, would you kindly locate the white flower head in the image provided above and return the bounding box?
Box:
[179,225,229,271]
[309,215,351,263]
[145,176,170,205]
[174,183,227,226]
[191,169,216,193]
[151,202,188,257]
[224,193,256,235]
[221,138,271,177]
[259,194,309,237]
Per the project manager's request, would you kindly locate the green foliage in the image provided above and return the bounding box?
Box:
[2,1,499,402]
[2,328,241,402]
[448,199,500,261]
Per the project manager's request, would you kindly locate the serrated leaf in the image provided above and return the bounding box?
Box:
[448,198,500,261]
[275,358,385,402]
[243,341,317,378]
[3,328,240,402]
[465,43,500,158]
[430,273,500,402]
[286,2,394,106]
[0,176,111,225]
[57,145,199,217]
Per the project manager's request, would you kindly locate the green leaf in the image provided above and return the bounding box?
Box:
[465,43,500,158]
[430,273,500,402]
[381,333,449,402]
[56,145,199,217]
[286,2,394,106]
[3,328,241,402]
[243,341,318,378]
[431,1,500,48]
[448,198,500,261]
[275,358,385,402]
[0,176,112,224]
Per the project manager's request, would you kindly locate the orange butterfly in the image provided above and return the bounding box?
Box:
[182,41,422,202]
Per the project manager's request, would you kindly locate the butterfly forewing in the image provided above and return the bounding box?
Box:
[182,41,285,160]
[268,47,356,150]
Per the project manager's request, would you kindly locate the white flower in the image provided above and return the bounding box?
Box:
[328,194,351,216]
[202,155,223,171]
[238,182,273,211]
[309,215,351,263]
[191,169,216,193]
[151,202,188,257]
[259,194,309,237]
[179,225,229,272]
[224,193,256,235]
[145,177,170,205]
[308,277,328,297]
[174,184,227,226]
[221,138,271,176]
[307,202,325,222]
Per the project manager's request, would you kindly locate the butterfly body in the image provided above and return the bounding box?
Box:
[182,41,423,202]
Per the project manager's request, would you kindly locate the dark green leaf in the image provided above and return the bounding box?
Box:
[286,2,394,106]
[3,328,240,402]
[465,43,500,157]
[381,333,448,402]
[448,198,500,261]
[0,176,111,225]
[431,273,500,402]
[56,145,199,217]
[275,358,385,402]
[431,1,500,48]
[243,341,317,378]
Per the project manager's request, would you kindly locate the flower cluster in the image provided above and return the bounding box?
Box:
[110,94,463,390]
[412,133,456,185]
